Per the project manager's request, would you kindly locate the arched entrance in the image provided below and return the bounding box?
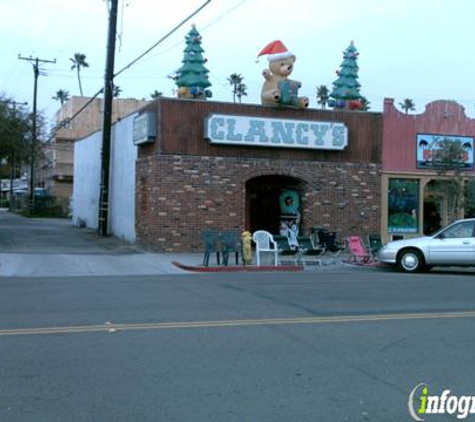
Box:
[245,175,305,235]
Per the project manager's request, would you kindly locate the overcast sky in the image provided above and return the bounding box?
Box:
[1,0,475,125]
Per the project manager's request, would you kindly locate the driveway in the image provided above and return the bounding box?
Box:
[0,210,195,277]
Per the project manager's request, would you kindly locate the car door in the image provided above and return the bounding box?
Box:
[428,221,475,265]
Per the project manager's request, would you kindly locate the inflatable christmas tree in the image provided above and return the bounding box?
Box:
[175,25,212,100]
[328,41,368,110]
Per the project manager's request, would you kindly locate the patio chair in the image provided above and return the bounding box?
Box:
[317,229,344,264]
[346,236,372,264]
[367,233,383,259]
[297,236,323,266]
[252,230,279,266]
[273,235,300,265]
[220,230,240,266]
[200,230,221,267]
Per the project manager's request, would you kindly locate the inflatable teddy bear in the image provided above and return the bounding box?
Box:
[258,40,309,109]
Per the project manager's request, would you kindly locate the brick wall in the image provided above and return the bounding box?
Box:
[136,154,381,252]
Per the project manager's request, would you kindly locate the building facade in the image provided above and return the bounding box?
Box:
[381,98,475,243]
[135,98,382,252]
[37,96,149,211]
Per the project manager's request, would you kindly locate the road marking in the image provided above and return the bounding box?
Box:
[1,310,475,337]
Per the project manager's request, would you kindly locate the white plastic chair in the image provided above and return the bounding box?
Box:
[252,230,279,266]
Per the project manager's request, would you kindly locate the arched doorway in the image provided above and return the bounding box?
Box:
[245,175,305,235]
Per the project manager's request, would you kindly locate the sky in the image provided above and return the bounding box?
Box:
[1,0,475,127]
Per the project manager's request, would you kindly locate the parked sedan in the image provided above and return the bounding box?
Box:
[378,218,475,272]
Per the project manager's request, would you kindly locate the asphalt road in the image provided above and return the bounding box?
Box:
[1,270,475,422]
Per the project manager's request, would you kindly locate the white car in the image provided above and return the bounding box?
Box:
[378,218,475,272]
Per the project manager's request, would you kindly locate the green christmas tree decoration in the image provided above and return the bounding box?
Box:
[175,25,212,100]
[328,41,368,110]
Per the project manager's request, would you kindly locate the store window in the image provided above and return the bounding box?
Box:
[388,178,419,233]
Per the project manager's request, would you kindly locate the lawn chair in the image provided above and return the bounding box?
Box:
[297,236,323,266]
[273,235,300,265]
[252,230,279,266]
[200,230,221,267]
[221,230,240,266]
[367,234,383,259]
[346,236,372,264]
[318,229,344,264]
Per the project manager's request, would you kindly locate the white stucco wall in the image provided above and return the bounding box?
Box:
[72,130,101,230]
[72,112,137,243]
[109,115,137,242]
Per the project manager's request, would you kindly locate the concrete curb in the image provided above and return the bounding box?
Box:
[172,261,304,273]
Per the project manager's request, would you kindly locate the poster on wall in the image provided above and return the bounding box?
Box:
[278,190,300,247]
[388,179,419,233]
[416,133,474,169]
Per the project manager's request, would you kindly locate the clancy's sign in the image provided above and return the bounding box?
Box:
[204,114,348,150]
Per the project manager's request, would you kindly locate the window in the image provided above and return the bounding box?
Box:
[440,221,475,239]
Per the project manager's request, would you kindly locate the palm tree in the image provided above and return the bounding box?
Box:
[52,89,70,106]
[113,85,122,98]
[150,90,163,99]
[227,73,244,103]
[236,82,247,104]
[399,98,416,114]
[70,53,89,96]
[316,85,329,110]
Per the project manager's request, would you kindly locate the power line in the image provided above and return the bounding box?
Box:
[113,0,212,79]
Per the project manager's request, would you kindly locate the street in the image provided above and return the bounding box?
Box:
[1,212,475,421]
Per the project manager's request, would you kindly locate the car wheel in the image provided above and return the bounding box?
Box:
[397,249,425,273]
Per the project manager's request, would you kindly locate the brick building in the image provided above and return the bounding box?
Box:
[135,98,383,252]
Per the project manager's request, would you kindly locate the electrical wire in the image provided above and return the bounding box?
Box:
[113,0,211,79]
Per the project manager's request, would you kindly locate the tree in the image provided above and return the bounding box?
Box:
[52,89,70,106]
[236,82,247,104]
[227,73,247,103]
[399,98,416,114]
[175,25,212,100]
[70,53,89,96]
[150,90,163,99]
[112,85,122,98]
[316,85,329,110]
[328,41,368,110]
[0,97,31,183]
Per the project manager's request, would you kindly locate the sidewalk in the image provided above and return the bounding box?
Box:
[0,210,367,277]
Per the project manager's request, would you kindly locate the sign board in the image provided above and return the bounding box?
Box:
[204,114,348,150]
[133,112,157,145]
[416,133,474,170]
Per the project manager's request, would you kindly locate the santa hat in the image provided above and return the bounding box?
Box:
[257,40,293,61]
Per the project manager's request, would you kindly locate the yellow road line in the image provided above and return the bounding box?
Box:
[1,310,475,337]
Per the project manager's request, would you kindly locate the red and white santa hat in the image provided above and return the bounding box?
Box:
[257,40,294,61]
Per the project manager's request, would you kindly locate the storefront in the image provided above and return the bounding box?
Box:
[381,99,475,243]
[134,98,382,252]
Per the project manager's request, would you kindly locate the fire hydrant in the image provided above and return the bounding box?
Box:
[241,231,253,265]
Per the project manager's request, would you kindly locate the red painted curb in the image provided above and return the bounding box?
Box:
[172,261,304,273]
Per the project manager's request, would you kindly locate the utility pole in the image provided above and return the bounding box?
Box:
[98,0,119,236]
[18,55,56,210]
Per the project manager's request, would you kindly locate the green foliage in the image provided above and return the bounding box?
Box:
[227,73,247,103]
[70,53,89,96]
[399,98,415,114]
[0,96,31,170]
[52,89,70,106]
[316,85,329,109]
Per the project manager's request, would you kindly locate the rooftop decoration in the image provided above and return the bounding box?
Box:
[174,25,212,100]
[257,40,308,109]
[328,41,368,111]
